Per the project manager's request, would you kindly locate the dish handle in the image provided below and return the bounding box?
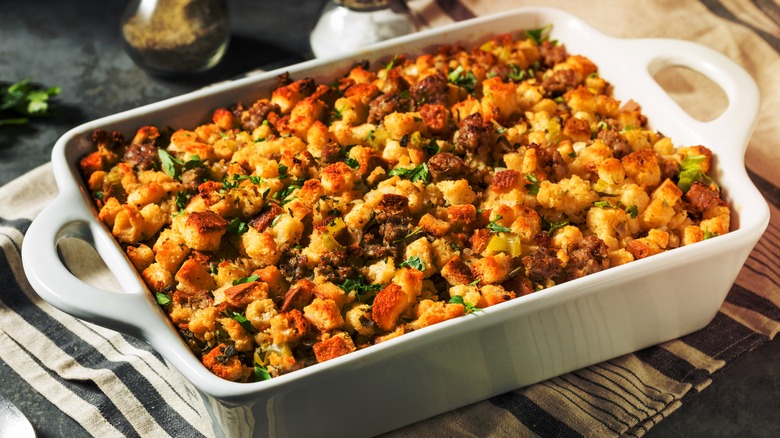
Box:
[22,188,159,339]
[614,38,760,157]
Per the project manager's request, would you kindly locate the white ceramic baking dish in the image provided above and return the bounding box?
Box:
[22,7,769,437]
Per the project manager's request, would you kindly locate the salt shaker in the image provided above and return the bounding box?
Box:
[310,0,419,58]
[120,0,230,77]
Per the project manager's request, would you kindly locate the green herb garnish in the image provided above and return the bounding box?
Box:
[398,256,425,271]
[677,154,714,193]
[339,276,382,296]
[159,151,202,180]
[449,295,480,314]
[254,364,272,382]
[486,215,511,233]
[388,162,430,183]
[544,219,569,236]
[227,217,248,235]
[230,311,254,333]
[345,157,360,169]
[524,173,541,194]
[625,204,639,218]
[447,66,478,93]
[232,274,259,286]
[155,293,171,306]
[0,79,60,125]
[525,24,553,45]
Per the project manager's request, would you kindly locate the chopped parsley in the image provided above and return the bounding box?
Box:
[227,217,248,235]
[703,230,719,240]
[385,55,399,70]
[331,104,347,121]
[524,173,541,194]
[625,204,639,218]
[593,200,613,209]
[345,157,360,169]
[230,311,254,333]
[449,295,480,314]
[278,163,289,179]
[398,256,425,271]
[544,218,569,236]
[158,150,203,180]
[388,162,430,183]
[155,293,171,306]
[254,364,272,382]
[486,215,511,233]
[174,191,190,212]
[339,276,382,296]
[677,154,714,193]
[222,173,262,191]
[158,149,183,178]
[525,24,553,45]
[423,138,440,155]
[273,178,305,202]
[447,66,478,93]
[232,274,259,286]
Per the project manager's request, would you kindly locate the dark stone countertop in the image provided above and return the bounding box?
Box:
[1,1,777,437]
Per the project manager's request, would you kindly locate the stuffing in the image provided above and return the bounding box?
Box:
[82,30,730,382]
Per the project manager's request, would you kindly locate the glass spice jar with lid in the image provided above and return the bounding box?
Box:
[121,0,230,77]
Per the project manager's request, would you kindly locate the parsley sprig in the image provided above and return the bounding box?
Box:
[398,256,425,271]
[158,150,203,180]
[486,215,511,233]
[525,24,553,45]
[0,79,60,125]
[449,295,481,314]
[232,274,259,286]
[447,66,478,93]
[388,162,430,183]
[339,276,382,296]
[524,173,541,194]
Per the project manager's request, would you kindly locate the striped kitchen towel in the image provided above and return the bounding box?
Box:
[1,0,779,437]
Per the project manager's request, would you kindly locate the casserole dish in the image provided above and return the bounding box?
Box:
[22,7,768,437]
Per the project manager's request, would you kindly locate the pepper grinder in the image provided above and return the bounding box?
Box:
[120,0,230,77]
[310,0,419,58]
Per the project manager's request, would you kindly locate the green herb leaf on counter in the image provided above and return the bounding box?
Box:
[0,79,60,125]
